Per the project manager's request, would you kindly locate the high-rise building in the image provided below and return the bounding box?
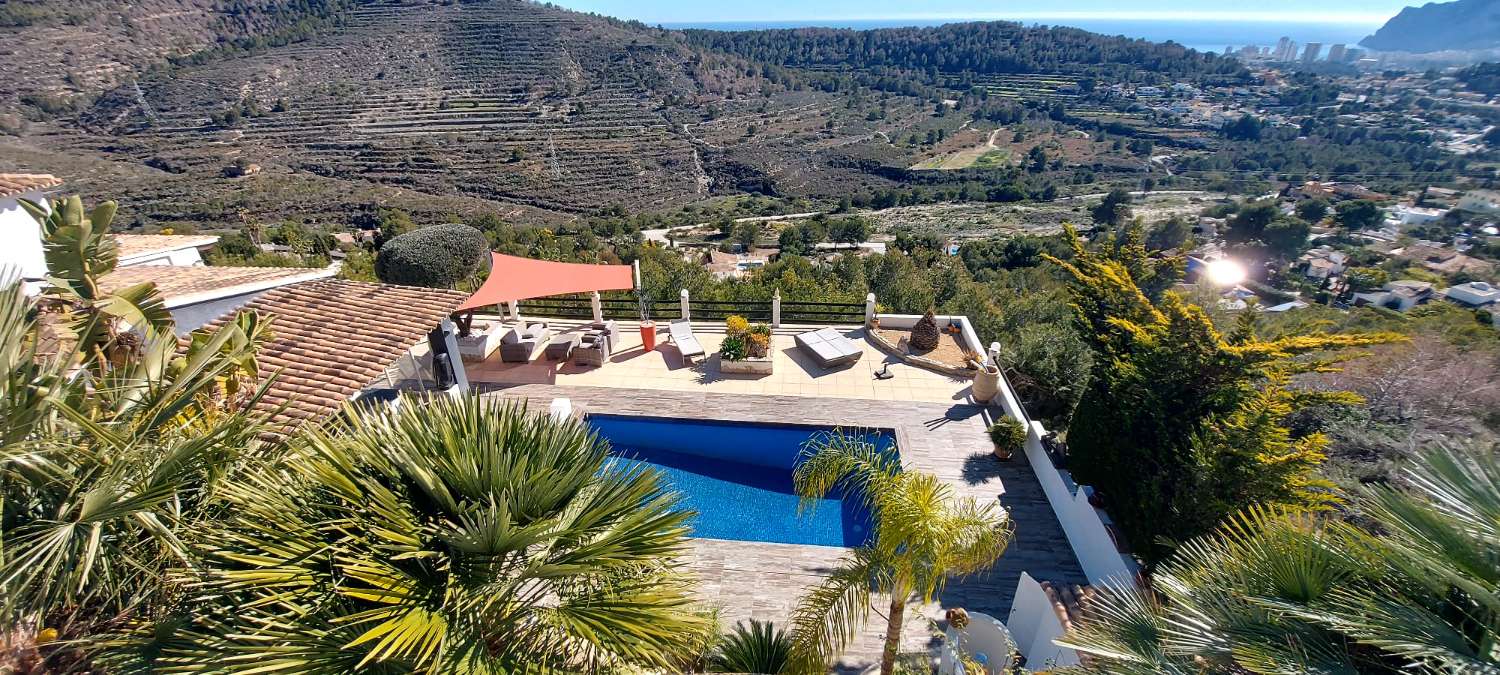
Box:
[1345,48,1364,63]
[1275,36,1293,61]
[1302,42,1322,63]
[1327,44,1347,63]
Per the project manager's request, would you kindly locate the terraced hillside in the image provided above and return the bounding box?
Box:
[3,0,929,224]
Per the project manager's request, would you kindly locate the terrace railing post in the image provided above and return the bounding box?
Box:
[989,341,1002,369]
[864,292,877,326]
[680,288,691,321]
[772,290,781,328]
[590,291,603,323]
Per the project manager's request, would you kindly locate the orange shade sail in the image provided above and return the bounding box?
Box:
[457,253,635,311]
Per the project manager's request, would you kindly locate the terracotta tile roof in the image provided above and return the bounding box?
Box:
[1039,580,1098,636]
[201,279,467,432]
[0,173,63,200]
[99,265,335,307]
[111,234,220,260]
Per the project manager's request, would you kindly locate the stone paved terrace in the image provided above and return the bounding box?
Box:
[479,384,1087,672]
[463,319,973,404]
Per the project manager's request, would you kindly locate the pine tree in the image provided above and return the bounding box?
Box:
[1044,225,1402,562]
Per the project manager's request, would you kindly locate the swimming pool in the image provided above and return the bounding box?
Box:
[588,414,895,547]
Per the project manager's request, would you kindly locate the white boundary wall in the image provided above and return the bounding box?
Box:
[1006,572,1082,669]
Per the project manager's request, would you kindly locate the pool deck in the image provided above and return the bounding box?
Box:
[463,320,974,405]
[480,384,1086,672]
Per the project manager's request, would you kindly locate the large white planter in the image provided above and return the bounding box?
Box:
[718,355,773,375]
[940,611,1015,674]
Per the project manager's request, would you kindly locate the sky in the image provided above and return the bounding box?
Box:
[551,0,1412,26]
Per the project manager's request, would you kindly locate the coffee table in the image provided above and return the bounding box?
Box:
[544,333,581,360]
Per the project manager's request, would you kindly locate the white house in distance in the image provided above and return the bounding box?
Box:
[1458,189,1500,216]
[1445,281,1500,308]
[0,173,63,288]
[1387,204,1447,228]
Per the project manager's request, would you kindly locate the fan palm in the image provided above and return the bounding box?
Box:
[141,395,707,673]
[1,196,276,670]
[1058,445,1500,674]
[786,430,1013,675]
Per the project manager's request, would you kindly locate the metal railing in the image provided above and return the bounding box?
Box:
[509,292,866,327]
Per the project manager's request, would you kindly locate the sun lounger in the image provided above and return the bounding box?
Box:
[795,327,863,368]
[668,319,705,363]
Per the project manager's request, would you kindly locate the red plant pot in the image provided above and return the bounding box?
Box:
[639,321,657,351]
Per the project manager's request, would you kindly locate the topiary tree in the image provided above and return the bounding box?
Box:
[909,309,941,352]
[374,223,487,288]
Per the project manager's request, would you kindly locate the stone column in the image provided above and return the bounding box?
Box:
[772,289,782,328]
[680,288,691,321]
[590,291,603,323]
[864,292,877,326]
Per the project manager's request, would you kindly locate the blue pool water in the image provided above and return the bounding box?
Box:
[588,415,895,547]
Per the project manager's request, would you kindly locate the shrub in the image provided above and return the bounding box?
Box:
[719,334,747,361]
[987,417,1026,453]
[910,310,941,352]
[375,223,487,288]
[725,315,750,336]
[746,332,770,358]
[711,620,792,674]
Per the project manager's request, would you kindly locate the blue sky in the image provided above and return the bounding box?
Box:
[552,0,1412,25]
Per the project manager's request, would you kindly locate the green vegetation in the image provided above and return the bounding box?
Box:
[712,620,793,674]
[153,396,707,672]
[1046,225,1402,562]
[987,417,1026,454]
[1062,445,1500,673]
[788,431,1012,675]
[374,223,488,288]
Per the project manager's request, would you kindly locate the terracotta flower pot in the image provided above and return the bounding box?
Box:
[972,365,1000,404]
[639,321,657,351]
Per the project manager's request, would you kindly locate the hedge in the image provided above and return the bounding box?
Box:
[375,223,487,288]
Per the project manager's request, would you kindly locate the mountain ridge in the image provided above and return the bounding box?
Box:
[1360,0,1500,53]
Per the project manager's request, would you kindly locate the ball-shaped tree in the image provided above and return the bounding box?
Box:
[374,223,487,288]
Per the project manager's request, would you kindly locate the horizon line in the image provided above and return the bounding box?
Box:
[639,11,1390,26]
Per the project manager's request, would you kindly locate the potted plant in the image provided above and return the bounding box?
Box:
[637,292,656,351]
[718,315,773,375]
[986,417,1025,461]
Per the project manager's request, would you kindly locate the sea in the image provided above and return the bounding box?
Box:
[659,18,1383,55]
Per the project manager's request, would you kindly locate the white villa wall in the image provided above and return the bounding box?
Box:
[1006,573,1082,669]
[877,311,1137,585]
[0,192,50,284]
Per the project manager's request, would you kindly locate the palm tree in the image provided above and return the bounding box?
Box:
[1058,445,1500,673]
[712,619,794,674]
[2,197,276,670]
[787,431,1013,675]
[140,395,709,673]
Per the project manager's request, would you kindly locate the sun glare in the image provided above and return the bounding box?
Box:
[1205,259,1247,286]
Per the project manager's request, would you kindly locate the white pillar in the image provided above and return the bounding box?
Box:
[864,292,877,326]
[507,301,520,322]
[772,289,782,328]
[439,318,470,394]
[679,288,691,321]
[989,341,1002,369]
[590,291,603,323]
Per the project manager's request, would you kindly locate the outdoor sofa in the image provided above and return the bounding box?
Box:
[500,322,551,362]
[794,327,863,368]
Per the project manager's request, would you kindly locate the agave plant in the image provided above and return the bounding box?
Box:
[787,431,1013,675]
[1058,445,1500,674]
[140,395,707,673]
[713,619,794,674]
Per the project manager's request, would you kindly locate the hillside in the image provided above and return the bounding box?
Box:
[0,0,1235,230]
[1360,0,1500,53]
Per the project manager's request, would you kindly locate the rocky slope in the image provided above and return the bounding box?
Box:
[1361,0,1500,53]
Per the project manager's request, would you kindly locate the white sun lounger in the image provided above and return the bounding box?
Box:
[668,319,706,363]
